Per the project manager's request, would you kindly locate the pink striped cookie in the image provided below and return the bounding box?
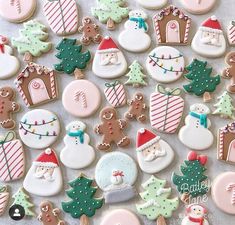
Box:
[0,186,9,216]
[228,21,235,46]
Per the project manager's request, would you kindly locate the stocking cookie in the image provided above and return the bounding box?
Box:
[227,21,235,46]
[94,107,130,151]
[125,93,147,123]
[118,9,151,52]
[178,103,214,150]
[136,0,167,9]
[0,186,9,216]
[136,128,174,174]
[60,121,95,169]
[95,152,138,204]
[181,0,216,14]
[0,87,20,130]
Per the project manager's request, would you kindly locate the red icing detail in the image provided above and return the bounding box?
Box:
[188,216,204,225]
[98,36,119,51]
[35,148,59,166]
[0,44,5,54]
[187,151,207,165]
[137,128,157,148]
[201,16,222,30]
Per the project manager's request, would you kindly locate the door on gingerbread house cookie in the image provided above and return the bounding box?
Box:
[28,78,50,105]
[166,20,180,43]
[227,139,235,163]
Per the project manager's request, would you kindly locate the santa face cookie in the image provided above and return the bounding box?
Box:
[146,46,185,83]
[95,152,138,204]
[136,0,167,9]
[191,16,226,58]
[92,36,128,79]
[118,10,151,53]
[23,148,63,197]
[181,0,216,14]
[62,80,101,117]
[179,103,213,150]
[19,109,60,149]
[60,121,95,169]
[212,172,235,214]
[136,128,174,174]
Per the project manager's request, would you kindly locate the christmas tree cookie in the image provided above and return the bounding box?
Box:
[136,175,179,225]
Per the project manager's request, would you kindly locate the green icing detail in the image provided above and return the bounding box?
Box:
[92,0,129,24]
[54,38,91,74]
[136,175,179,221]
[125,60,147,87]
[62,174,103,219]
[12,20,51,57]
[183,59,220,96]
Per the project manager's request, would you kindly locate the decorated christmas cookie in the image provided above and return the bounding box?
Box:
[118,9,151,52]
[183,59,220,102]
[94,107,130,151]
[181,0,216,14]
[136,0,167,9]
[95,152,138,204]
[0,131,25,182]
[191,16,226,58]
[0,0,36,23]
[62,174,103,224]
[136,128,174,174]
[101,209,141,225]
[227,21,235,46]
[92,0,129,30]
[19,109,60,149]
[23,148,63,197]
[0,186,9,216]
[146,46,185,83]
[62,80,101,117]
[60,121,95,169]
[173,151,209,203]
[0,35,20,80]
[178,103,214,150]
[92,36,127,79]
[136,175,179,224]
[153,5,191,45]
[212,172,235,214]
[150,85,184,134]
[43,0,78,36]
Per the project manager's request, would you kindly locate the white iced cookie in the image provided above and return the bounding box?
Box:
[136,128,174,174]
[92,36,127,79]
[118,10,151,53]
[191,16,226,58]
[60,121,95,169]
[181,0,216,14]
[179,103,214,150]
[136,0,167,9]
[146,46,185,83]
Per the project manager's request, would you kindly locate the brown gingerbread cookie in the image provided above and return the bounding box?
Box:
[94,107,130,151]
[222,51,235,93]
[38,200,65,225]
[78,17,102,45]
[0,87,20,129]
[125,93,147,123]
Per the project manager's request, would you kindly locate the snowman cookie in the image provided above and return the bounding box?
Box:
[95,152,138,204]
[146,46,185,83]
[179,103,214,150]
[181,0,216,14]
[118,9,151,52]
[136,0,167,9]
[60,121,95,169]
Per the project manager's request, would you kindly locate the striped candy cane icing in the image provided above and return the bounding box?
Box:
[0,186,9,216]
[228,21,235,46]
[226,183,235,204]
[74,90,87,108]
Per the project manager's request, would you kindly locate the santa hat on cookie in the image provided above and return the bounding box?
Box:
[33,148,59,168]
[97,36,119,53]
[136,128,160,152]
[200,15,222,33]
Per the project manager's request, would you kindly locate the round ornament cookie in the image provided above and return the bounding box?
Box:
[212,172,235,214]
[101,209,141,225]
[136,0,167,9]
[62,80,101,118]
[146,46,185,83]
[19,109,60,149]
[181,0,216,14]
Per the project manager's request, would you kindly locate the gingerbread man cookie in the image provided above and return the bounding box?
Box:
[125,93,147,123]
[94,107,130,151]
[78,17,102,45]
[0,87,20,129]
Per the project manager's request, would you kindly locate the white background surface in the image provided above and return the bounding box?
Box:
[0,0,235,224]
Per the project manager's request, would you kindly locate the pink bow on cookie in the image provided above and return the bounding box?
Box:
[187,151,207,165]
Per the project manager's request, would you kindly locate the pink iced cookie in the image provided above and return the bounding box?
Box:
[62,80,101,117]
[101,209,141,225]
[0,0,36,23]
[181,0,216,14]
[212,172,235,214]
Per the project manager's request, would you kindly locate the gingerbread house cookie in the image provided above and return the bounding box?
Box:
[15,62,58,107]
[153,5,191,45]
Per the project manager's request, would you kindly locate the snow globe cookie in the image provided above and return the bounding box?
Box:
[136,0,167,9]
[95,152,138,204]
[146,46,185,83]
[181,0,216,14]
[19,109,60,149]
[136,128,174,174]
[118,9,151,52]
[60,121,95,169]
